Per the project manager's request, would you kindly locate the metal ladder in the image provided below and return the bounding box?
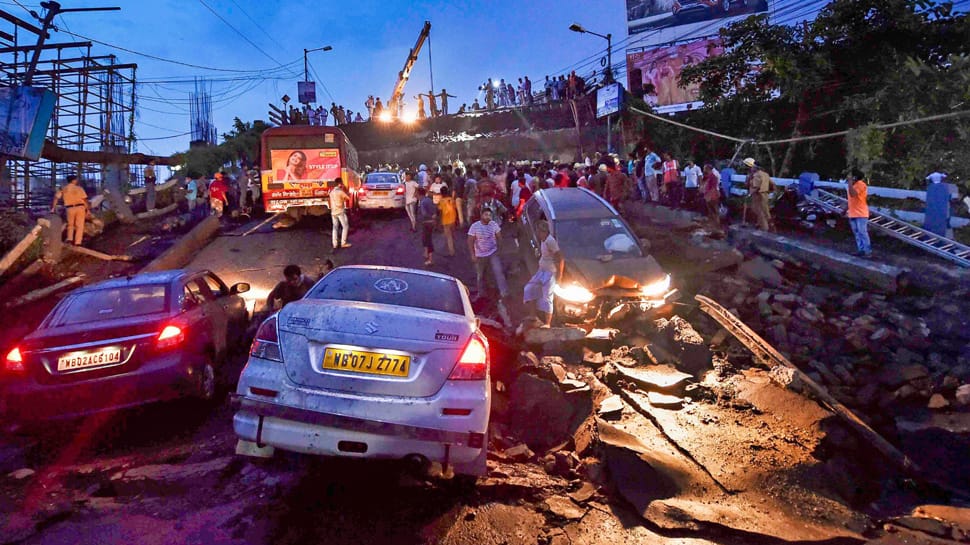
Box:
[806,189,970,267]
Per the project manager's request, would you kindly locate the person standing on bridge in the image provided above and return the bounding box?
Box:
[845,168,872,258]
[365,95,375,120]
[438,89,456,116]
[329,178,352,252]
[51,174,89,246]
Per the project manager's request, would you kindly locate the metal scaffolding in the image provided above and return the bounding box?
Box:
[190,77,216,146]
[0,9,136,211]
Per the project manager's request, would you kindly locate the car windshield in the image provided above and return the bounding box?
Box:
[307,269,464,315]
[50,284,169,327]
[366,174,398,185]
[554,218,643,259]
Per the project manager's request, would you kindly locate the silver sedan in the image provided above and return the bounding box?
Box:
[233,266,490,479]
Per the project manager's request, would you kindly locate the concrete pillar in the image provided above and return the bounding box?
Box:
[42,213,64,263]
[100,145,136,223]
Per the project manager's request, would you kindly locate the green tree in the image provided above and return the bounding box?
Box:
[678,0,970,184]
[178,117,270,177]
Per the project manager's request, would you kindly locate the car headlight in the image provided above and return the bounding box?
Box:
[553,283,595,304]
[640,274,671,298]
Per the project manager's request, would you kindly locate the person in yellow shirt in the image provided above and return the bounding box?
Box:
[743,157,773,231]
[51,175,89,246]
[845,168,871,258]
[437,187,458,257]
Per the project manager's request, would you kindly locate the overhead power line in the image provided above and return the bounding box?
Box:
[197,0,285,68]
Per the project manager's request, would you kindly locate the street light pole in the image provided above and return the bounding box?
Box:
[303,45,333,83]
[569,23,615,153]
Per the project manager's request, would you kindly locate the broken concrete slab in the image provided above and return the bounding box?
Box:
[543,496,586,520]
[739,257,784,287]
[109,456,233,483]
[508,373,591,451]
[8,468,35,480]
[653,316,712,376]
[730,225,908,294]
[613,364,693,396]
[503,444,535,462]
[524,326,586,345]
[568,482,597,504]
[646,392,685,410]
[597,395,624,419]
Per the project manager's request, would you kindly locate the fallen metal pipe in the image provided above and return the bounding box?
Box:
[4,275,84,309]
[0,224,42,277]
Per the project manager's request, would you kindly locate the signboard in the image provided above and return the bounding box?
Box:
[262,148,341,201]
[0,85,56,160]
[596,83,623,118]
[626,0,769,35]
[298,81,316,104]
[626,38,723,107]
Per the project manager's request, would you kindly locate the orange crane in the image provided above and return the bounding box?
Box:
[387,20,431,117]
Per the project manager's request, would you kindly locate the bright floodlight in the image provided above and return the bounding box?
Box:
[492,80,501,88]
[402,111,417,124]
[378,111,393,123]
[569,23,585,33]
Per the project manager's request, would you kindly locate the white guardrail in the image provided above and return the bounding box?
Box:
[727,175,970,228]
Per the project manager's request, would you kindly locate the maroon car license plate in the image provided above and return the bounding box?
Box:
[57,347,123,372]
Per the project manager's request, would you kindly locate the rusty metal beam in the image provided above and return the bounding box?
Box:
[0,41,90,54]
[0,10,47,35]
[0,54,114,68]
[29,62,137,76]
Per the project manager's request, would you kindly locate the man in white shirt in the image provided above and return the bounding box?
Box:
[642,149,661,202]
[467,209,509,299]
[523,220,563,326]
[417,164,429,188]
[429,173,447,204]
[682,159,703,210]
[329,179,352,252]
[404,171,420,232]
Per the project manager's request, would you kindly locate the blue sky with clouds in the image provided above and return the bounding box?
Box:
[8,0,630,156]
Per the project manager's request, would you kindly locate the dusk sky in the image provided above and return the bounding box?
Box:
[7,0,635,157]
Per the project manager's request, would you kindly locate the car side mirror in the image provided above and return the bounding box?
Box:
[230,282,251,295]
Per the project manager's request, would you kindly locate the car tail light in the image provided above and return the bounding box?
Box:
[156,325,184,349]
[448,333,489,380]
[250,316,283,362]
[4,346,24,373]
[358,187,367,198]
[395,185,405,195]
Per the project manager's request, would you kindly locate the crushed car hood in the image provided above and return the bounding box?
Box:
[567,256,666,292]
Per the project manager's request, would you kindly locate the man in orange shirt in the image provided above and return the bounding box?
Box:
[846,168,871,258]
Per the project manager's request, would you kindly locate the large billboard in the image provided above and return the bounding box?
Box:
[0,85,56,160]
[627,0,769,35]
[627,38,723,107]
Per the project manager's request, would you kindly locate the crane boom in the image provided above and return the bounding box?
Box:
[388,20,431,116]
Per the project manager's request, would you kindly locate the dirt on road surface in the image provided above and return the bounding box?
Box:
[2,210,969,545]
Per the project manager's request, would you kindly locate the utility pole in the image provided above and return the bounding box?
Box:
[24,1,120,86]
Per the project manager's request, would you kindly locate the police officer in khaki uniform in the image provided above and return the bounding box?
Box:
[51,175,89,246]
[744,157,773,231]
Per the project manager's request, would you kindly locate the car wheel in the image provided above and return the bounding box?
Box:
[198,361,217,401]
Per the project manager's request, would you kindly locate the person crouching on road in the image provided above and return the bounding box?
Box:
[329,178,352,253]
[266,264,315,311]
[417,187,438,266]
[437,187,458,257]
[467,209,510,300]
[845,168,872,258]
[51,174,89,246]
[523,220,563,326]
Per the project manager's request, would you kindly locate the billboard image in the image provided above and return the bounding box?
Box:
[0,85,56,160]
[627,0,769,35]
[627,38,723,107]
[596,83,623,118]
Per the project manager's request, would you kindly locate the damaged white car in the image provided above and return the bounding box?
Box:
[232,266,489,481]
